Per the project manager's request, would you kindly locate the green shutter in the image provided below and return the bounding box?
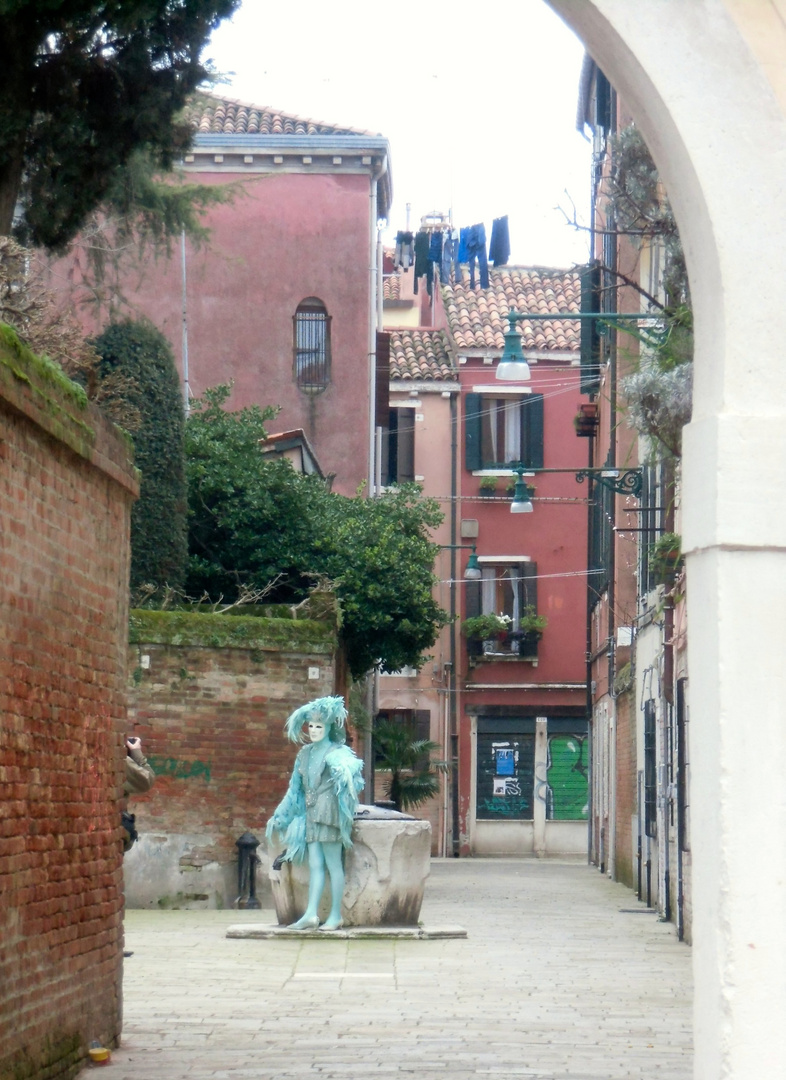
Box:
[522,393,544,469]
[522,561,538,613]
[520,562,539,659]
[580,263,601,395]
[465,393,483,471]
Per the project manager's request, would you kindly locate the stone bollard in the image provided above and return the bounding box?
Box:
[235,832,261,909]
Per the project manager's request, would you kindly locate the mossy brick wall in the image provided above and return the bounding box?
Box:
[0,327,139,1080]
[125,609,341,908]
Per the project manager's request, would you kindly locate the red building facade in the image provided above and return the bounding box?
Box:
[440,267,589,856]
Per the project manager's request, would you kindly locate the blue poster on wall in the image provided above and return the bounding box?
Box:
[495,747,515,776]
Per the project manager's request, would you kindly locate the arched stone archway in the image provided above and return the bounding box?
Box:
[547,3,786,1077]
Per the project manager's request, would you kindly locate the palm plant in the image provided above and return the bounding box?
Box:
[373,718,450,812]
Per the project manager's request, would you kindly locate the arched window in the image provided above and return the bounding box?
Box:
[293,298,331,392]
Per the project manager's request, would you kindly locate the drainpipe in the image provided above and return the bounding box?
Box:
[368,155,388,495]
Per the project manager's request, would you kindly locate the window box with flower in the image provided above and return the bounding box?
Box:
[462,608,547,658]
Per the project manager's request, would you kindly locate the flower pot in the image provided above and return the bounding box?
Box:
[574,402,599,437]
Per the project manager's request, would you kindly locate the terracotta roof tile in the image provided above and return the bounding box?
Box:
[389,329,457,382]
[442,266,581,352]
[383,274,401,301]
[185,94,376,138]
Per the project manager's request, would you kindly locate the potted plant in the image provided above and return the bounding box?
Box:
[648,532,683,585]
[461,612,512,644]
[479,475,499,497]
[508,607,548,654]
[574,401,599,437]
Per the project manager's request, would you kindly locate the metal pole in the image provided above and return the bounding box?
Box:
[181,230,190,416]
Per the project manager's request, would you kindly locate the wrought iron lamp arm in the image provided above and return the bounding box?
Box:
[510,466,643,499]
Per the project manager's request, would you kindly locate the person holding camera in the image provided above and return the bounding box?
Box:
[122,735,155,852]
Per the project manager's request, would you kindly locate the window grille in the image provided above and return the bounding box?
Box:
[294,298,331,391]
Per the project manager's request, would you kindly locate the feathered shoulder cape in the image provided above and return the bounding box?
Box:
[265,742,364,864]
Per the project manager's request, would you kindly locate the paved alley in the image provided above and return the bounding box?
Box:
[91,859,692,1080]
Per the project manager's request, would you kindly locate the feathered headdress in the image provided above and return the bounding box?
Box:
[283,695,348,744]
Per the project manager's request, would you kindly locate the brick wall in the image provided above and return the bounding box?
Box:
[125,608,342,909]
[0,330,138,1080]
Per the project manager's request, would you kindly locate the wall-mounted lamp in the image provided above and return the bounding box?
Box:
[441,543,482,579]
[495,309,663,382]
[505,464,643,513]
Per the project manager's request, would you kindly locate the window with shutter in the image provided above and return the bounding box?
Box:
[384,408,415,485]
[474,561,540,658]
[465,393,544,470]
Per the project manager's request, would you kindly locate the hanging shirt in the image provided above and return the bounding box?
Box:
[458,227,470,264]
[413,230,430,294]
[441,231,457,285]
[395,230,414,270]
[428,230,443,265]
[466,223,490,289]
[489,215,511,267]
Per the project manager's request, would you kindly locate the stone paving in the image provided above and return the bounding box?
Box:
[88,859,692,1080]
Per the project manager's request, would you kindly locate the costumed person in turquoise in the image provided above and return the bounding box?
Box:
[266,696,364,930]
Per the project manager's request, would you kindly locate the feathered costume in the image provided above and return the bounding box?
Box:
[265,696,364,865]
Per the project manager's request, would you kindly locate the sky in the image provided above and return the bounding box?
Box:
[205,0,593,269]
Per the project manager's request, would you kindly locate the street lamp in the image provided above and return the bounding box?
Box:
[496,316,531,381]
[510,475,534,513]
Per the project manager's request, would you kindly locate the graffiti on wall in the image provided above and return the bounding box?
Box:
[476,734,535,820]
[545,735,588,820]
[148,756,212,782]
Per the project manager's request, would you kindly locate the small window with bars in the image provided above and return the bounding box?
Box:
[294,298,331,392]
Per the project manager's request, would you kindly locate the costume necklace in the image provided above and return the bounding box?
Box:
[307,739,330,788]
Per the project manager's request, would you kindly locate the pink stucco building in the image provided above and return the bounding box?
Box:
[57,96,392,497]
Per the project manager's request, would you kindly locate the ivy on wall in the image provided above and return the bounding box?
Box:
[92,319,188,590]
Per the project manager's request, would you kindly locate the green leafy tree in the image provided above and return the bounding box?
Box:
[92,319,188,590]
[374,718,449,812]
[311,486,448,678]
[183,386,450,678]
[0,0,238,250]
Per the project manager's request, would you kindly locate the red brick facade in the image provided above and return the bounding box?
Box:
[124,609,342,908]
[0,332,138,1079]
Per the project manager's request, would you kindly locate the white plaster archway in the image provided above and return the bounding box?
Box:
[546,3,786,1077]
